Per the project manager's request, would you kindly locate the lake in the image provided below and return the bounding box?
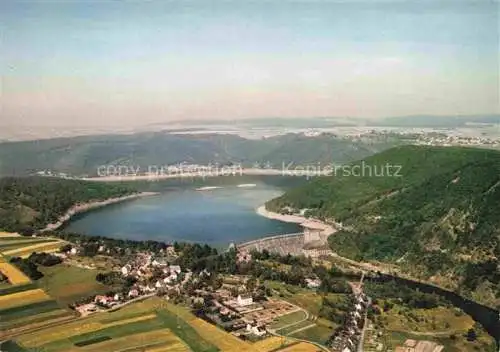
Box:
[64,183,302,246]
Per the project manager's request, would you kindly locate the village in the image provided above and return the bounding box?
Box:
[56,242,371,352]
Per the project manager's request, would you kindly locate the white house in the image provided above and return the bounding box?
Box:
[246,324,266,336]
[163,272,178,284]
[169,265,181,274]
[237,294,253,307]
[305,278,321,288]
[121,264,131,276]
[128,289,139,298]
[152,258,169,267]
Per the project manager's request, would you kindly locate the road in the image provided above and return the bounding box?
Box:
[357,297,371,352]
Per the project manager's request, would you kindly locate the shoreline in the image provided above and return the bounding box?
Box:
[39,192,159,233]
[255,205,336,236]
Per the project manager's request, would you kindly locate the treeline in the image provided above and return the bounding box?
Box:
[364,279,448,310]
[250,249,313,267]
[9,252,62,280]
[95,272,138,294]
[0,177,136,233]
[55,232,170,257]
[320,295,354,325]
[173,242,221,271]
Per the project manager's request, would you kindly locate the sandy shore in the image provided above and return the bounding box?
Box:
[40,192,159,233]
[256,205,336,236]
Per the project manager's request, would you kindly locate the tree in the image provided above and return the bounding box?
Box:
[246,277,257,292]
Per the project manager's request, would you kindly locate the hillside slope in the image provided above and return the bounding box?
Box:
[267,146,500,308]
[0,132,398,176]
[0,177,136,233]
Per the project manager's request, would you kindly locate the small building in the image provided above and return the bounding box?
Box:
[237,294,253,307]
[128,289,139,298]
[246,324,266,336]
[121,264,131,276]
[169,265,181,274]
[152,258,169,267]
[305,278,321,288]
[94,295,113,305]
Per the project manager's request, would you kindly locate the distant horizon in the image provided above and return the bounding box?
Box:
[2,1,498,128]
[1,113,500,129]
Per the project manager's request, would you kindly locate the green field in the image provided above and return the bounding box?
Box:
[155,309,219,352]
[265,281,349,319]
[0,300,62,323]
[37,264,110,305]
[266,281,323,315]
[291,318,336,346]
[0,282,37,296]
[277,320,316,336]
[0,340,29,352]
[270,311,307,330]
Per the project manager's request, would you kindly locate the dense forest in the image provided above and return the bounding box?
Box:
[267,146,500,308]
[0,177,136,233]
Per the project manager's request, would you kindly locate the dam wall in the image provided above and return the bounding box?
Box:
[238,233,305,256]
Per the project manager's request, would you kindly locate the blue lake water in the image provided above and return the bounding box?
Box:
[64,184,302,246]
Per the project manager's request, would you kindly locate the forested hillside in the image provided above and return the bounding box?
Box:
[267,146,500,308]
[0,177,136,233]
[0,132,400,176]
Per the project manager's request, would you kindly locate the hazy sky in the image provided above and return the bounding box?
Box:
[1,1,499,127]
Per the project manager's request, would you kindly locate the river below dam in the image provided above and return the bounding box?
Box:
[63,183,302,247]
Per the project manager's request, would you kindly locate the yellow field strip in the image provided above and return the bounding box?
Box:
[107,313,158,326]
[145,343,190,352]
[187,317,253,351]
[19,314,158,347]
[0,289,50,310]
[0,232,21,238]
[275,342,320,352]
[0,262,31,284]
[0,239,53,247]
[253,336,292,352]
[0,314,76,340]
[3,241,65,257]
[73,329,189,352]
